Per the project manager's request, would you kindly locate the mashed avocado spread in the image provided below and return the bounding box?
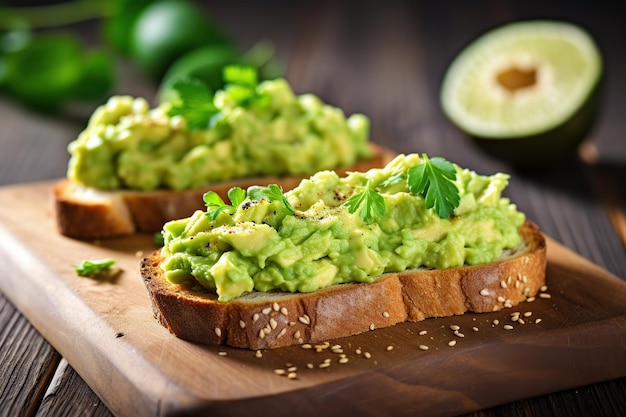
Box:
[160,154,526,302]
[66,77,371,191]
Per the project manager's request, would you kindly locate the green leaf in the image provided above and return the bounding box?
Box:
[407,154,460,218]
[227,187,246,206]
[345,187,386,224]
[167,77,219,129]
[223,64,257,87]
[203,190,230,220]
[378,172,406,189]
[247,184,295,213]
[72,258,116,277]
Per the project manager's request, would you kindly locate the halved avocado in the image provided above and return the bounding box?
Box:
[440,20,603,165]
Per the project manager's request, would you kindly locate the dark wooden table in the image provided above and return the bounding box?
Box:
[1,1,625,416]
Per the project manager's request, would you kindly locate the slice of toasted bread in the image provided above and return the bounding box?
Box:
[54,144,391,240]
[140,221,546,350]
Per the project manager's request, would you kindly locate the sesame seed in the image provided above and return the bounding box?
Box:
[497,296,506,303]
[522,275,528,283]
[294,330,301,339]
[307,363,314,369]
[504,300,513,308]
[287,366,297,372]
[386,345,394,351]
[270,318,278,329]
[383,311,390,318]
[472,326,479,332]
[255,350,263,358]
[262,307,272,315]
[339,357,349,364]
[298,314,311,325]
[218,351,227,356]
[280,307,289,316]
[480,289,490,296]
[524,287,531,296]
[369,323,375,331]
[259,329,266,339]
[515,281,520,288]
[504,325,514,330]
[253,313,260,322]
[332,347,344,354]
[493,319,500,326]
[448,340,457,347]
[454,331,465,338]
[214,327,222,337]
[301,344,312,349]
[524,312,533,317]
[278,328,287,338]
[540,285,548,292]
[274,369,286,375]
[539,293,552,299]
[419,345,429,351]
[419,330,428,336]
[510,312,520,321]
[356,348,362,355]
[518,318,526,325]
[526,296,536,302]
[239,320,246,329]
[319,362,331,369]
[535,318,542,324]
[364,352,372,359]
[323,358,331,363]
[450,325,460,331]
[500,280,508,289]
[273,302,280,312]
[287,372,297,379]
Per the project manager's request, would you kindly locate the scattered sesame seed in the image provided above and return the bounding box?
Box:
[319,362,331,369]
[540,285,548,292]
[524,287,531,296]
[255,350,263,358]
[418,345,429,351]
[535,318,543,324]
[419,330,428,336]
[454,331,465,338]
[386,345,394,351]
[364,352,372,359]
[274,369,286,375]
[539,293,552,299]
[259,329,266,339]
[301,344,312,349]
[497,296,506,303]
[450,325,460,331]
[270,318,278,329]
[504,300,513,308]
[515,281,521,288]
[262,307,272,315]
[323,358,332,363]
[239,320,246,329]
[369,323,375,331]
[522,275,528,283]
[383,311,390,318]
[480,289,490,296]
[472,326,479,332]
[294,330,301,339]
[356,348,362,354]
[280,307,289,316]
[287,372,297,379]
[448,340,457,347]
[524,311,533,317]
[493,319,500,326]
[526,296,536,302]
[214,327,222,337]
[518,318,526,325]
[504,325,514,330]
[218,351,227,356]
[287,366,298,372]
[278,328,287,338]
[500,280,508,289]
[307,363,314,369]
[298,314,311,325]
[339,357,349,364]
[273,302,280,312]
[253,313,260,322]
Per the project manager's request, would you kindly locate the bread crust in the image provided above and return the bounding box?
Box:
[54,144,390,240]
[140,221,546,350]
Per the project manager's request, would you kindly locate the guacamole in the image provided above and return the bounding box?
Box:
[161,154,526,301]
[66,78,371,190]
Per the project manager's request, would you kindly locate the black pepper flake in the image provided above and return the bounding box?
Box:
[116,333,124,338]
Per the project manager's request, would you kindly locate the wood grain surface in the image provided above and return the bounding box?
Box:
[0,181,624,417]
[1,1,625,417]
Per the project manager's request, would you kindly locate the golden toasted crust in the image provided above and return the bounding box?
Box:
[53,144,390,240]
[140,221,546,350]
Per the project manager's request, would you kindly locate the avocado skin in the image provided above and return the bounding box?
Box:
[467,78,603,166]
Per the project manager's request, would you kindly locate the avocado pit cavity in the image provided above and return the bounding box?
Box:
[496,66,537,92]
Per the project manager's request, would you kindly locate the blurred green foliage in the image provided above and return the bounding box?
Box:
[0,0,282,114]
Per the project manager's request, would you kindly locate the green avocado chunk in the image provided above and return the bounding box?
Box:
[65,78,371,191]
[160,154,526,302]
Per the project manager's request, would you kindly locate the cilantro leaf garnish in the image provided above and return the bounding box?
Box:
[247,184,295,213]
[72,258,116,277]
[378,172,406,188]
[345,186,386,224]
[203,191,231,220]
[222,64,269,109]
[407,153,460,218]
[167,77,219,130]
[223,65,258,88]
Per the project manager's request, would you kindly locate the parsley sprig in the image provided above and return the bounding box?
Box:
[72,258,116,277]
[203,184,294,220]
[167,64,268,130]
[346,153,460,223]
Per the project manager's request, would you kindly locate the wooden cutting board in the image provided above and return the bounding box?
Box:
[0,181,625,417]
